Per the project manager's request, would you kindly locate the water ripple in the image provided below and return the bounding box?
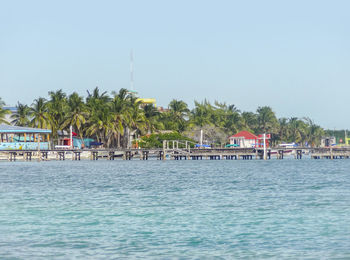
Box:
[0,159,350,258]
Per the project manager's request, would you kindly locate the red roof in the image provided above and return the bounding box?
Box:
[230,131,257,140]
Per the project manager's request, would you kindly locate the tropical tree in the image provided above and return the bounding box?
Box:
[144,104,161,133]
[189,100,213,128]
[169,99,190,117]
[256,106,278,133]
[241,112,258,132]
[123,98,146,148]
[30,98,50,129]
[287,117,306,143]
[86,87,111,110]
[224,111,242,135]
[303,117,324,147]
[0,98,10,124]
[62,92,87,141]
[109,88,132,147]
[85,105,113,144]
[11,102,31,126]
[276,117,290,142]
[47,89,68,141]
[164,99,189,132]
[214,101,243,134]
[85,87,112,146]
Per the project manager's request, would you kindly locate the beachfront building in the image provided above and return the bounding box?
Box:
[345,137,350,146]
[320,136,336,147]
[56,130,95,149]
[0,124,51,150]
[228,131,258,148]
[136,98,157,107]
[228,131,270,148]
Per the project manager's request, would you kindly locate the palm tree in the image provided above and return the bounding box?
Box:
[288,117,306,144]
[0,98,10,125]
[303,117,324,147]
[30,98,50,129]
[47,89,68,141]
[11,102,31,126]
[109,88,131,147]
[276,117,290,143]
[86,105,113,145]
[144,104,161,133]
[123,98,146,148]
[169,99,190,120]
[159,99,188,132]
[256,106,278,133]
[86,87,111,109]
[84,87,113,146]
[214,101,243,134]
[241,112,258,132]
[189,100,213,128]
[62,92,87,141]
[224,111,243,135]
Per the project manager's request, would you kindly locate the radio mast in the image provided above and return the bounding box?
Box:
[130,50,134,91]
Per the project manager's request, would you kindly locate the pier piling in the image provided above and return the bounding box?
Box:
[296,150,302,159]
[58,151,65,161]
[108,151,115,160]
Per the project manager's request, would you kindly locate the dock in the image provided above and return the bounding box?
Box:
[1,146,350,162]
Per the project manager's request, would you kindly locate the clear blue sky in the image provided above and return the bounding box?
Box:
[1,0,349,129]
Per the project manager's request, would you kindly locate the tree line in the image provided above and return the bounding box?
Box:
[0,88,326,147]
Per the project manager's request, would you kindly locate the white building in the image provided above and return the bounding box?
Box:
[228,131,258,148]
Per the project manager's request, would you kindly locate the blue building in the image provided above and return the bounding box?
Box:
[0,124,51,150]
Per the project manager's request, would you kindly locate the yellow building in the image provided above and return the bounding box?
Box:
[345,137,350,145]
[136,98,157,107]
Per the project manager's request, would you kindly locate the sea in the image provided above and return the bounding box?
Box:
[0,159,350,259]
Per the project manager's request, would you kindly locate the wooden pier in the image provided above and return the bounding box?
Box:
[2,146,350,162]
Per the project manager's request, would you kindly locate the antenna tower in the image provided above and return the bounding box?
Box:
[130,50,134,91]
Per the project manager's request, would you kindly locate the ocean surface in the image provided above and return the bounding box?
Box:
[0,159,350,259]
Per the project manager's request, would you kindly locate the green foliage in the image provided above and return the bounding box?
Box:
[161,99,189,131]
[29,97,50,129]
[11,102,31,126]
[4,88,328,148]
[0,97,10,125]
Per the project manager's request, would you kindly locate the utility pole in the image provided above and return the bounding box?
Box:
[70,125,73,149]
[37,133,41,162]
[263,133,267,160]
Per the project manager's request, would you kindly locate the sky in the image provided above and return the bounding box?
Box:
[1,0,349,129]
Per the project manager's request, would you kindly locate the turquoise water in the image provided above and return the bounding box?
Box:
[0,159,350,259]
